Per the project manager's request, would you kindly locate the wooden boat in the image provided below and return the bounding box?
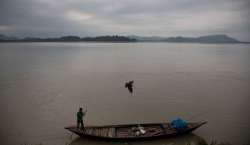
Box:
[65,121,206,140]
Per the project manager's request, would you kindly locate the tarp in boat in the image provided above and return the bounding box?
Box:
[171,118,188,131]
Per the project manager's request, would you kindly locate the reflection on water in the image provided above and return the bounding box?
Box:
[69,134,207,145]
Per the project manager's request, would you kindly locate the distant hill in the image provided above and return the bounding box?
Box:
[130,34,243,43]
[196,35,239,43]
[164,35,240,43]
[0,34,18,40]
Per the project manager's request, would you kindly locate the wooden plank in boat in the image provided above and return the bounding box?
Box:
[103,128,109,137]
[108,128,115,137]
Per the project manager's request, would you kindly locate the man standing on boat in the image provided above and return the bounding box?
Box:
[77,107,86,130]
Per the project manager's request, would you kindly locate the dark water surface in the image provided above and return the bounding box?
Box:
[0,43,249,145]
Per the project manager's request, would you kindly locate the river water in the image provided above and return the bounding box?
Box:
[0,42,249,145]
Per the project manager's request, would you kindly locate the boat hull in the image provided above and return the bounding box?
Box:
[65,122,206,140]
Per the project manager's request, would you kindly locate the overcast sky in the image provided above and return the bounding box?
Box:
[0,0,249,41]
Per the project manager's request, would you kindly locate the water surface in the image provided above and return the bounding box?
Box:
[0,42,249,145]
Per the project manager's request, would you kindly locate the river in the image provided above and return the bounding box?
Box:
[0,42,249,145]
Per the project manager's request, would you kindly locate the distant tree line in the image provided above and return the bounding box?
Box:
[0,35,136,42]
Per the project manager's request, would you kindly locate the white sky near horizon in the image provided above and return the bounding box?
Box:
[0,0,249,41]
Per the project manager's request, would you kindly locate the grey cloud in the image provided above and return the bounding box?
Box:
[0,0,249,41]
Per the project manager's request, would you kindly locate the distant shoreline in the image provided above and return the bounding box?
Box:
[0,34,249,44]
[0,41,249,44]
[0,40,137,43]
[0,40,249,44]
[0,35,137,43]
